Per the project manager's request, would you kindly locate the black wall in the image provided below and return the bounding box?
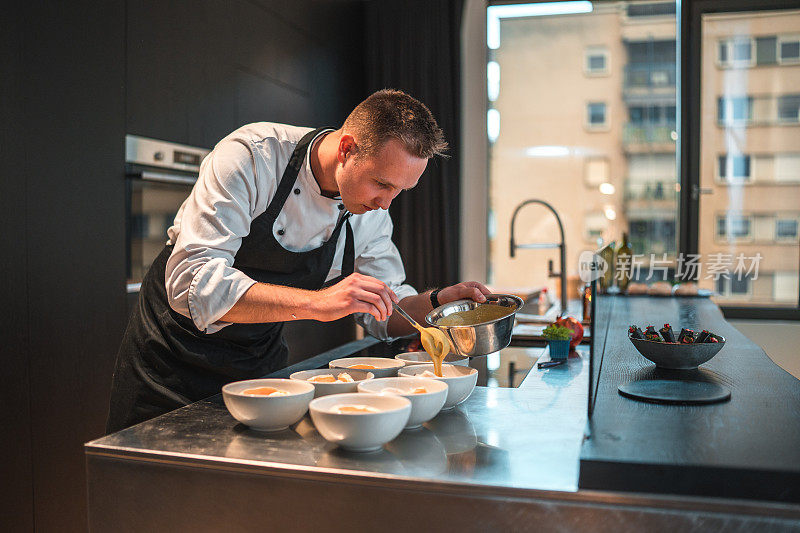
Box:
[1,1,365,530]
[127,0,365,147]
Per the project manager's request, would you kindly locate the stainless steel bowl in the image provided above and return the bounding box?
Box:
[629,334,726,370]
[425,294,523,357]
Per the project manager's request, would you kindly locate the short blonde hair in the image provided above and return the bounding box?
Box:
[343,89,448,159]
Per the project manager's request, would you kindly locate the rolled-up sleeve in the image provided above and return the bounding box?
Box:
[352,213,417,340]
[165,139,263,333]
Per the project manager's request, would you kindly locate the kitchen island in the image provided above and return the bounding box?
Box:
[86,297,800,531]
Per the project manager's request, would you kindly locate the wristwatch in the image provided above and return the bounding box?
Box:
[429,288,442,309]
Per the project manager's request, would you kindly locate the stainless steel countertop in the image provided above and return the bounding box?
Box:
[86,346,588,493]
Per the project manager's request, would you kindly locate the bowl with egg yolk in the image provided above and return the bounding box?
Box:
[222,378,314,432]
[398,364,478,409]
[309,393,411,452]
[357,377,448,429]
[290,368,374,397]
[328,356,405,378]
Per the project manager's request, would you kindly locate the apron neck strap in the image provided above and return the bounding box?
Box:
[265,127,332,219]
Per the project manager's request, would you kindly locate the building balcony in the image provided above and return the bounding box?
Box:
[623,123,677,152]
[624,62,676,90]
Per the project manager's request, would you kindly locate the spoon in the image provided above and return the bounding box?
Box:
[391,302,451,376]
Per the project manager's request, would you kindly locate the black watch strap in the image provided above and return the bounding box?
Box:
[429,289,442,309]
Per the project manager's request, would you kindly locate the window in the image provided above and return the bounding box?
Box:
[716,214,752,240]
[756,36,778,65]
[717,96,753,124]
[716,276,752,297]
[774,272,799,302]
[627,2,675,17]
[587,102,607,128]
[585,158,609,186]
[717,154,752,181]
[628,104,676,126]
[777,94,800,123]
[718,38,754,67]
[585,47,609,75]
[775,154,800,183]
[779,36,800,64]
[584,212,607,242]
[776,218,799,241]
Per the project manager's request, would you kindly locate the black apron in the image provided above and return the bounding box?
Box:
[106,128,353,433]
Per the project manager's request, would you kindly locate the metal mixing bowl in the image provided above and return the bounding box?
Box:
[425,294,523,357]
[629,334,726,370]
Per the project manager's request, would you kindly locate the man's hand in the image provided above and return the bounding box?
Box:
[312,273,399,322]
[437,281,491,305]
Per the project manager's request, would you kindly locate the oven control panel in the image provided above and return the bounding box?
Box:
[125,135,210,172]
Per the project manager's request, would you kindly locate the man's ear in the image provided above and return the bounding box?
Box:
[338,134,357,164]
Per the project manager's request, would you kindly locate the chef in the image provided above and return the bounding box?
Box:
[106,89,490,432]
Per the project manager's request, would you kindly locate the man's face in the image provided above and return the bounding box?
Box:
[335,137,428,215]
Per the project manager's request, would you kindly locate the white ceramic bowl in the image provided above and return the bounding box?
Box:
[398,364,478,409]
[309,393,411,452]
[222,378,315,432]
[395,351,469,366]
[357,377,448,429]
[290,368,374,397]
[329,357,405,378]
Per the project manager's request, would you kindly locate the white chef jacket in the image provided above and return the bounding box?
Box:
[164,122,418,338]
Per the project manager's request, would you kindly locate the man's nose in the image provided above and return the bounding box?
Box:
[376,190,398,210]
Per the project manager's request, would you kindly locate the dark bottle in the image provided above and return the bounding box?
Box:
[616,232,633,292]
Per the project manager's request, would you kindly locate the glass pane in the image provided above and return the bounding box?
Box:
[129,180,193,284]
[699,10,800,308]
[589,55,606,70]
[487,1,677,300]
[780,41,800,60]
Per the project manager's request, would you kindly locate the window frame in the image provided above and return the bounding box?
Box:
[775,217,800,242]
[716,275,754,298]
[716,153,754,183]
[584,46,610,76]
[715,213,754,243]
[717,36,756,68]
[684,0,800,320]
[776,94,800,123]
[586,101,609,130]
[778,34,800,64]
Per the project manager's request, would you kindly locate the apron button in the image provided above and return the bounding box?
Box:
[338,204,344,210]
[277,229,285,236]
[294,188,300,195]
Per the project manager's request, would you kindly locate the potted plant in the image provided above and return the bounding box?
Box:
[542,323,574,361]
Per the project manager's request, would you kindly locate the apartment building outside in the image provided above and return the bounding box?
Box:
[488,2,799,308]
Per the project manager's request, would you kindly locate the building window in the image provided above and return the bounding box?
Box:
[775,218,799,241]
[779,36,800,64]
[718,38,754,67]
[773,272,799,302]
[717,214,752,240]
[585,47,609,75]
[627,2,675,17]
[629,104,676,126]
[717,96,753,124]
[717,154,752,181]
[716,276,752,297]
[587,102,607,128]
[775,154,800,183]
[777,94,800,123]
[756,36,778,65]
[584,212,607,242]
[585,158,609,187]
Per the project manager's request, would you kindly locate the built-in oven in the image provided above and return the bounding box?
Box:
[125,135,210,308]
